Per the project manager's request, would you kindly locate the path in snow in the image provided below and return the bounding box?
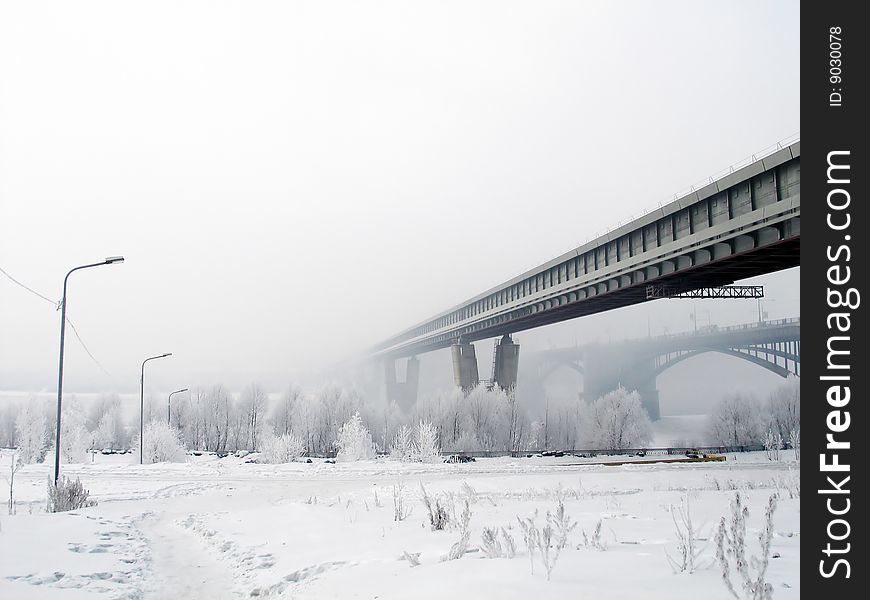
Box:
[139,508,241,600]
[134,478,380,599]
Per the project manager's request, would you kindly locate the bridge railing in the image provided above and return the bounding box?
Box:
[649,317,800,342]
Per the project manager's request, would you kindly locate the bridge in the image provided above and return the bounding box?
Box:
[374,139,800,408]
[522,317,800,419]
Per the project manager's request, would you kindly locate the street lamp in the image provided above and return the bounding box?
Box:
[140,353,172,464]
[54,256,125,484]
[167,388,188,425]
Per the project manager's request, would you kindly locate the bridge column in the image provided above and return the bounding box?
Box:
[451,342,479,393]
[384,356,420,411]
[492,334,520,391]
[636,382,661,422]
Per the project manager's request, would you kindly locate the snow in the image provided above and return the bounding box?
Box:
[0,450,799,599]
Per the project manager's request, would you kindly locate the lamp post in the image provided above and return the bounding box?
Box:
[140,353,172,464]
[54,256,125,484]
[167,388,188,425]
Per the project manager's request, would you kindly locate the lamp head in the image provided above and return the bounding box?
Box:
[105,256,125,264]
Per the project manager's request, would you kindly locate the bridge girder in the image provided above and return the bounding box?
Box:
[373,142,801,360]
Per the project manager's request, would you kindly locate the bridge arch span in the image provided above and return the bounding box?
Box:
[651,348,797,380]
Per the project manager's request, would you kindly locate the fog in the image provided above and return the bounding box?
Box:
[1,1,799,409]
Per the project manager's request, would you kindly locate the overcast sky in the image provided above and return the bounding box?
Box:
[0,1,800,397]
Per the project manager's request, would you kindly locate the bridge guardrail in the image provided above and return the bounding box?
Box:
[655,317,800,341]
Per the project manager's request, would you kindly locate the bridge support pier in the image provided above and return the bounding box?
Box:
[451,342,479,393]
[384,356,420,411]
[636,383,661,422]
[492,334,520,391]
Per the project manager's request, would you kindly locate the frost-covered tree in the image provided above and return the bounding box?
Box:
[414,420,441,463]
[94,412,116,450]
[390,424,414,461]
[767,377,799,440]
[257,431,305,463]
[59,399,93,464]
[335,412,375,461]
[136,421,187,463]
[788,427,800,460]
[709,393,764,447]
[583,387,652,450]
[465,385,508,451]
[15,401,47,464]
[763,428,782,461]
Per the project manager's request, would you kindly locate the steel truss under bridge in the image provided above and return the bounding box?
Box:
[645,285,764,300]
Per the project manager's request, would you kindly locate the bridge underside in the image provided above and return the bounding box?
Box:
[375,142,800,417]
[388,235,799,358]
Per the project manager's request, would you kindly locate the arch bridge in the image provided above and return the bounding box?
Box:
[524,317,800,419]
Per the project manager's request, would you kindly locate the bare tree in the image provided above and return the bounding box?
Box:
[243,383,268,451]
[272,384,302,436]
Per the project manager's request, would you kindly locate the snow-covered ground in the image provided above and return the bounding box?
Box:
[1,451,800,599]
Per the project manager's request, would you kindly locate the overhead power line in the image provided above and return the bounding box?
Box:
[1,264,112,376]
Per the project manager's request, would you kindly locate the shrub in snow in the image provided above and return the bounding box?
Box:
[517,512,541,575]
[393,481,412,521]
[583,386,652,451]
[763,428,782,461]
[715,492,778,600]
[389,425,414,461]
[335,412,375,462]
[480,526,517,559]
[15,403,47,464]
[548,497,576,551]
[666,494,707,574]
[136,421,187,464]
[47,476,95,513]
[444,499,472,561]
[501,527,517,558]
[538,522,561,581]
[480,527,504,558]
[775,470,800,499]
[580,519,606,551]
[421,482,451,530]
[257,431,305,464]
[513,499,576,580]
